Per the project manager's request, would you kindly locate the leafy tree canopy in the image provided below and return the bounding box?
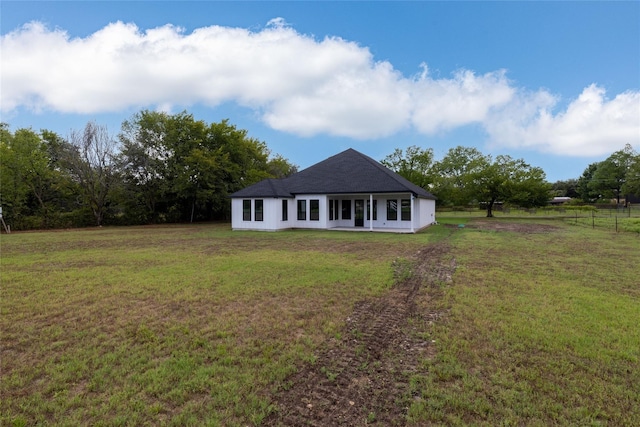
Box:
[1,112,296,229]
[380,145,434,189]
[383,144,551,216]
[432,146,486,207]
[581,144,639,205]
[0,125,74,228]
[551,179,579,198]
[624,154,640,198]
[467,154,550,217]
[118,110,297,223]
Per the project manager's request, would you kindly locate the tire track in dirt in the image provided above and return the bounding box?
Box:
[263,241,454,426]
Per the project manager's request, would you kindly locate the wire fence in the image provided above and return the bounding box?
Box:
[437,206,640,234]
[567,209,640,233]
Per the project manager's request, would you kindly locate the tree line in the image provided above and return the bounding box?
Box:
[381,144,640,217]
[2,109,638,229]
[0,111,297,230]
[554,144,640,206]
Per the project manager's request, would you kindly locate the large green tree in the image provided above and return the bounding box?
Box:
[469,155,550,217]
[623,153,640,198]
[430,145,550,216]
[119,111,296,223]
[432,146,486,207]
[0,125,74,228]
[0,125,29,225]
[380,145,434,189]
[588,144,637,205]
[118,111,173,223]
[576,162,601,203]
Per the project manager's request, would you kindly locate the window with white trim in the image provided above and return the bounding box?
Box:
[297,200,306,220]
[387,199,397,221]
[255,199,263,221]
[401,199,411,221]
[310,199,320,221]
[243,200,251,221]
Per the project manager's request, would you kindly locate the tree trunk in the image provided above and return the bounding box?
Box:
[93,206,103,226]
[486,199,495,217]
[32,190,48,228]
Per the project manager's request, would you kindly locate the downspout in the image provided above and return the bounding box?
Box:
[369,194,373,231]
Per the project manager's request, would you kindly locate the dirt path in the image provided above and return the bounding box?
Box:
[263,242,455,426]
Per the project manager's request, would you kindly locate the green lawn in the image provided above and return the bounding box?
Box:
[439,206,640,233]
[1,220,638,426]
[408,218,640,425]
[0,225,438,426]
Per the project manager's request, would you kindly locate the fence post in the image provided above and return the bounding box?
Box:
[592,210,595,229]
[616,215,618,233]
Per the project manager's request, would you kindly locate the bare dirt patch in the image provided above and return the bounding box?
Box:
[263,242,455,426]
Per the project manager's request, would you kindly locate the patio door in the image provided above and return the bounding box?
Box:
[354,199,364,227]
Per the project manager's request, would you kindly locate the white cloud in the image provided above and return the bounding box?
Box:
[411,66,515,133]
[2,20,639,155]
[264,61,413,139]
[485,84,640,156]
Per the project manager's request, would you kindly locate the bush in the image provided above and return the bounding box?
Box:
[54,209,95,228]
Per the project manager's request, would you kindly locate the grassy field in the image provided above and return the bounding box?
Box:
[439,206,640,233]
[1,225,443,426]
[1,220,639,425]
[408,217,640,425]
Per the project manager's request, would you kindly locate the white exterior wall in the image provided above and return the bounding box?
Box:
[231,198,292,231]
[414,198,437,230]
[232,194,436,232]
[291,195,329,230]
[231,198,244,230]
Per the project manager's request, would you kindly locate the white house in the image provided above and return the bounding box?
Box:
[230,148,437,233]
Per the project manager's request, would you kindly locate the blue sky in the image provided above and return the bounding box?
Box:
[2,1,639,182]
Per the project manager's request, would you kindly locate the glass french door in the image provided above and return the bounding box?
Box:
[354,199,364,227]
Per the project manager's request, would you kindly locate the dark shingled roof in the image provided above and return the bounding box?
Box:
[230,148,436,199]
[231,178,294,198]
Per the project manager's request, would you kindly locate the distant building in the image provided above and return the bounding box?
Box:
[550,197,572,205]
